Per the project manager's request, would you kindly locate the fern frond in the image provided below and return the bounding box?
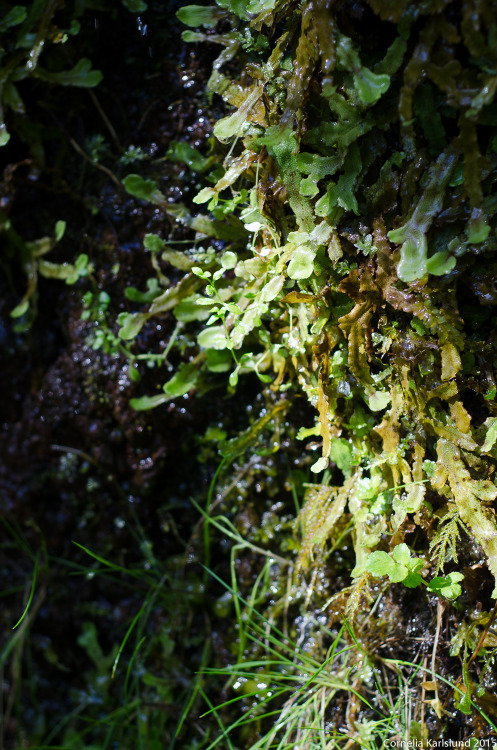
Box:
[429,504,468,575]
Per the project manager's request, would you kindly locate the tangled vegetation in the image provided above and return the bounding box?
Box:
[2,0,497,747]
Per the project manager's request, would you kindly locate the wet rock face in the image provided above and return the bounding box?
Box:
[1,294,172,520]
[0,0,218,518]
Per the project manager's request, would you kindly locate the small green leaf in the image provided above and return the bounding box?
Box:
[426,251,456,276]
[118,312,149,340]
[191,267,211,279]
[182,30,205,42]
[194,187,216,204]
[167,141,211,172]
[395,234,428,282]
[224,302,242,315]
[130,394,169,410]
[176,5,224,27]
[367,550,398,579]
[55,220,66,242]
[38,260,76,280]
[124,175,165,204]
[392,543,411,567]
[311,456,328,473]
[11,300,29,318]
[144,234,166,253]
[261,275,285,302]
[221,251,238,269]
[482,418,497,453]
[329,438,353,477]
[197,326,229,350]
[163,363,199,397]
[122,0,148,12]
[0,5,27,31]
[206,349,232,372]
[35,59,103,87]
[354,67,390,104]
[456,689,473,716]
[174,295,211,322]
[428,572,464,600]
[287,245,315,280]
[367,545,423,585]
[0,126,10,147]
[367,390,390,412]
[300,177,319,198]
[125,278,161,303]
[467,209,491,244]
[213,86,262,143]
[128,365,141,383]
[403,570,423,588]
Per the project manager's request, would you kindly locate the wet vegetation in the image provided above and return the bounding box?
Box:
[2,0,497,747]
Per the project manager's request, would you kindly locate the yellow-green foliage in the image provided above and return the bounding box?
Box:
[124,0,497,602]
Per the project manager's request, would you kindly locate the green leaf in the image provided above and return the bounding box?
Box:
[35,59,103,87]
[213,85,262,143]
[224,302,242,315]
[261,275,285,302]
[167,141,211,172]
[221,251,238,269]
[128,365,141,383]
[218,400,287,459]
[118,312,149,340]
[125,278,161,303]
[456,689,473,716]
[367,551,398,579]
[194,187,216,204]
[163,363,199,397]
[395,234,428,282]
[10,300,29,318]
[428,572,464,600]
[300,177,319,198]
[354,67,390,105]
[403,570,423,588]
[176,5,224,28]
[287,246,315,280]
[0,126,10,147]
[467,209,491,244]
[482,418,497,453]
[181,30,205,42]
[311,456,329,474]
[426,251,456,276]
[392,543,411,567]
[206,349,232,372]
[130,394,169,410]
[122,0,147,11]
[0,6,27,31]
[367,545,423,585]
[124,174,165,204]
[38,260,76,280]
[192,267,211,279]
[197,326,229,350]
[367,390,390,412]
[162,250,194,271]
[174,295,211,322]
[55,220,66,242]
[143,234,166,253]
[388,150,458,281]
[329,438,353,478]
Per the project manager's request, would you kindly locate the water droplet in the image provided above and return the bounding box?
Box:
[136,16,148,36]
